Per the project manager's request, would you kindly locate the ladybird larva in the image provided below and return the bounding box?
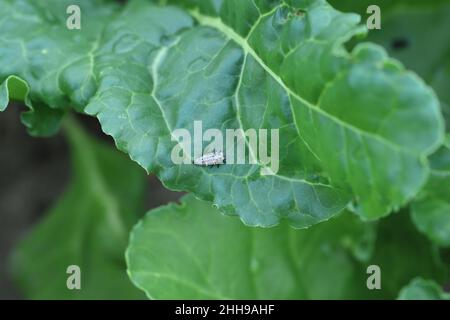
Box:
[193,150,226,167]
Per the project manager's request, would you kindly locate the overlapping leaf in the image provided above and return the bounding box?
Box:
[334,0,450,246]
[127,195,447,299]
[411,138,450,247]
[0,0,444,227]
[398,278,450,300]
[355,0,450,124]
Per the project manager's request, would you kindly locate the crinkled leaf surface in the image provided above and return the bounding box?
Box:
[0,76,28,110]
[127,195,447,299]
[332,0,450,131]
[334,0,450,246]
[367,209,449,298]
[381,1,450,247]
[0,0,117,135]
[398,278,450,300]
[0,0,444,227]
[11,120,146,299]
[348,0,450,127]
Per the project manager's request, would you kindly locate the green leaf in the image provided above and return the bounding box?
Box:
[10,119,146,299]
[374,1,450,128]
[126,195,447,299]
[331,0,450,127]
[411,142,450,247]
[126,195,370,299]
[398,278,450,300]
[338,0,450,246]
[0,0,118,135]
[0,75,28,108]
[0,0,444,227]
[0,75,64,136]
[330,1,450,248]
[352,0,450,81]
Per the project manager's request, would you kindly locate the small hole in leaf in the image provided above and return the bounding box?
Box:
[391,37,410,51]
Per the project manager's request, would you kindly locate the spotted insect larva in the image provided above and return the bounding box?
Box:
[193,150,226,167]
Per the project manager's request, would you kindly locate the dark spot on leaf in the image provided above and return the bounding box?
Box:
[287,8,306,20]
[391,37,410,51]
[292,8,306,17]
[160,34,177,46]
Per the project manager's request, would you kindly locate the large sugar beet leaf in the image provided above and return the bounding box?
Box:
[0,0,444,227]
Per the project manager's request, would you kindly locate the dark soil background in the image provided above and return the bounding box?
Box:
[0,105,183,299]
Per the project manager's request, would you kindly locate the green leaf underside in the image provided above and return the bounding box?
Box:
[0,0,444,227]
[127,195,447,299]
[0,74,63,136]
[398,278,450,300]
[11,119,146,299]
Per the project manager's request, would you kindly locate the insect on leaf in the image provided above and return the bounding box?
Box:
[0,0,445,227]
